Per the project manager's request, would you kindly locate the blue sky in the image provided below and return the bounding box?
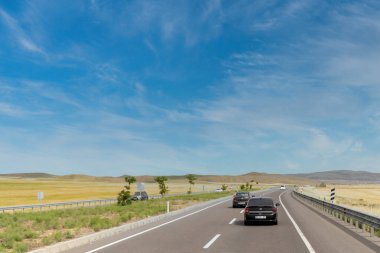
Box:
[0,0,380,176]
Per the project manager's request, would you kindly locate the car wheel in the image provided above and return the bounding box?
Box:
[273,220,278,225]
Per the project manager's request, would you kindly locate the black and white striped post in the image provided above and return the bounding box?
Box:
[330,187,336,204]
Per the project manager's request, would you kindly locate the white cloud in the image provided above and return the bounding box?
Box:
[22,80,82,108]
[0,102,26,117]
[0,8,45,55]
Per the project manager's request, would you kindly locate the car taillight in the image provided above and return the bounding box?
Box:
[244,207,249,214]
[272,207,277,213]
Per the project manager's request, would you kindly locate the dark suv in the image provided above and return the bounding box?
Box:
[244,197,280,225]
[232,192,251,208]
[131,191,149,201]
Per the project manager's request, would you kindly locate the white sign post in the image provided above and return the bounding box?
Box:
[137,183,145,192]
[37,191,44,201]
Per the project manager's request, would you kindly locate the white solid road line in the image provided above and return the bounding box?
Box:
[203,234,221,249]
[240,209,244,214]
[84,199,231,253]
[279,191,316,253]
[228,218,236,224]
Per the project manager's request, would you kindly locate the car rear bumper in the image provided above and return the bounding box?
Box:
[233,200,248,207]
[244,213,277,222]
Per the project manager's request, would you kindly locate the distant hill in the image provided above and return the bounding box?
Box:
[0,172,313,184]
[289,170,380,183]
[0,173,56,178]
[119,173,313,184]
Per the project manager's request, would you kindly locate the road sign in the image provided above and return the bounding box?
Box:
[330,188,336,203]
[137,183,145,191]
[37,191,44,201]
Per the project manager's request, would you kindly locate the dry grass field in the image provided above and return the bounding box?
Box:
[302,184,380,217]
[0,171,309,207]
[0,177,242,206]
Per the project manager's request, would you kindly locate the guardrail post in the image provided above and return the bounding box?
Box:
[355,220,359,229]
[370,227,375,237]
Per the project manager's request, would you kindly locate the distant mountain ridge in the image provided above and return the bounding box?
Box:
[289,170,380,183]
[4,170,378,183]
[0,172,313,184]
[0,173,56,178]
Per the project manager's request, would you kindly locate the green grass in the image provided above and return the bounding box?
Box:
[0,191,233,252]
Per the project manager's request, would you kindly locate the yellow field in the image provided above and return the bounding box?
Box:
[302,184,380,217]
[0,177,244,206]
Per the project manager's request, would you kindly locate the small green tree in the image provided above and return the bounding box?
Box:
[117,189,131,206]
[125,176,136,190]
[185,174,197,194]
[154,176,169,196]
[240,184,245,190]
[117,176,137,206]
[221,184,228,191]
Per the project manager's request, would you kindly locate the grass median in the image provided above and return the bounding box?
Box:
[0,191,234,253]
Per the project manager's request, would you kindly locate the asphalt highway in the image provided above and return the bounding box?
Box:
[65,188,379,253]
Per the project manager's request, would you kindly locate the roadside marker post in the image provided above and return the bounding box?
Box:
[37,191,44,202]
[137,183,145,191]
[330,188,335,204]
[167,201,170,213]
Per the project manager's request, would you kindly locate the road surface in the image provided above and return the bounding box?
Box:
[64,188,379,253]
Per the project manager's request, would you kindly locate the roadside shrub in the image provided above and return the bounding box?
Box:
[24,229,37,239]
[90,217,112,232]
[121,212,133,222]
[64,219,77,229]
[42,236,52,246]
[1,234,15,249]
[64,231,74,239]
[13,242,28,253]
[53,231,63,242]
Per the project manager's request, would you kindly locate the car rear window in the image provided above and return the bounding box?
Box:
[248,198,273,207]
[236,193,249,197]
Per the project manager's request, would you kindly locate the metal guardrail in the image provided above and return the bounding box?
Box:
[293,190,380,236]
[0,199,118,213]
[0,191,216,213]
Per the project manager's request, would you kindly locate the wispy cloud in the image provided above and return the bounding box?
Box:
[22,80,82,108]
[0,8,45,55]
[0,102,26,117]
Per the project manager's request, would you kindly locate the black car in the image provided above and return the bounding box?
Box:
[131,191,149,201]
[244,197,280,225]
[232,192,251,208]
